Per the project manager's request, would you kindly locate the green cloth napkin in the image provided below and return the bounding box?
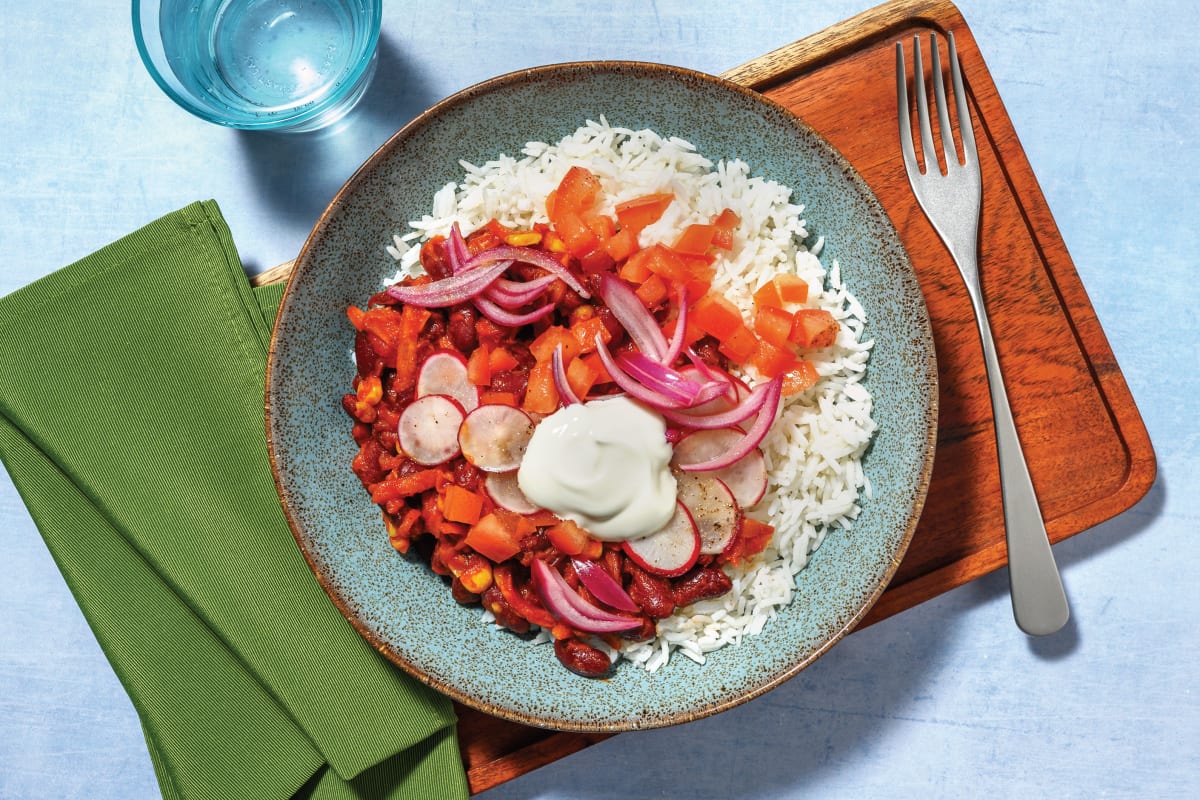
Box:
[0,201,469,800]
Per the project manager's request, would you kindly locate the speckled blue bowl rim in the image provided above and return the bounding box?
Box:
[266,61,937,732]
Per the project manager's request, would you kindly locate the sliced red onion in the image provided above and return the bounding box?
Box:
[570,558,639,612]
[531,559,641,633]
[616,352,704,406]
[598,273,668,361]
[385,258,513,307]
[485,274,558,308]
[551,343,581,405]
[660,377,775,429]
[474,295,556,327]
[464,245,589,298]
[661,285,690,365]
[676,377,784,472]
[594,335,691,409]
[447,222,470,273]
[685,349,738,404]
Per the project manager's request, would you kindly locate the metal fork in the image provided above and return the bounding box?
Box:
[897,32,1069,636]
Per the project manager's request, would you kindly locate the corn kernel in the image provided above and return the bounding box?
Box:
[459,563,493,595]
[504,231,542,247]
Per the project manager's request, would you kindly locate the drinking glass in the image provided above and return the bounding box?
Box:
[133,0,382,133]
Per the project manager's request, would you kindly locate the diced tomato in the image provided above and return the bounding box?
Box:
[753,280,784,311]
[617,247,652,282]
[774,274,809,304]
[604,227,639,262]
[614,192,673,234]
[530,326,583,364]
[553,166,603,216]
[781,360,819,395]
[522,361,559,414]
[465,512,523,562]
[753,306,795,349]
[570,316,612,353]
[555,209,601,258]
[717,324,759,363]
[346,305,366,331]
[720,517,774,565]
[711,208,740,250]
[466,345,491,386]
[788,308,839,348]
[488,347,519,373]
[566,356,599,399]
[546,519,591,556]
[442,484,485,525]
[580,352,612,385]
[661,314,706,347]
[748,338,796,379]
[582,211,616,240]
[578,246,615,274]
[478,391,518,406]
[672,223,717,256]
[691,292,746,339]
[635,273,669,308]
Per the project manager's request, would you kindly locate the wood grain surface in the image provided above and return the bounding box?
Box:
[255,0,1155,792]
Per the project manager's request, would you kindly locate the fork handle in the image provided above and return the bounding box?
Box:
[973,302,1071,635]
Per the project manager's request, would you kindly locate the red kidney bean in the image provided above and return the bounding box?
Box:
[447,305,478,352]
[554,637,612,678]
[625,563,676,619]
[671,567,733,608]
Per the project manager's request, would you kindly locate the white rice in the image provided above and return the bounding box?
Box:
[386,118,875,671]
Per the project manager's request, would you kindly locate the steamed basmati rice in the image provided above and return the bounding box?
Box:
[386,118,875,672]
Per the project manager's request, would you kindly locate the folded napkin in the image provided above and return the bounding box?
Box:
[0,202,469,800]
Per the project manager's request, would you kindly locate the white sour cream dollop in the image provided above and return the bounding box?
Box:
[517,396,676,541]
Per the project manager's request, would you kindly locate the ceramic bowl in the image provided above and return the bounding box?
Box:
[266,61,936,731]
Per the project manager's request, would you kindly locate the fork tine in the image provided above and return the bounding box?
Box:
[912,36,938,175]
[928,33,958,169]
[896,42,917,166]
[947,31,978,165]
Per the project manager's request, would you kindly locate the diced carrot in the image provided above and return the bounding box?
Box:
[774,274,809,304]
[442,484,485,525]
[717,324,759,364]
[478,391,518,407]
[530,326,583,364]
[711,208,740,250]
[393,304,431,389]
[465,512,523,562]
[788,308,839,348]
[488,347,519,372]
[614,192,673,234]
[635,273,669,308]
[753,306,795,349]
[748,338,796,379]
[523,361,559,414]
[781,360,819,395]
[604,227,639,262]
[566,355,599,399]
[691,292,746,339]
[546,519,592,556]
[466,345,491,386]
[672,223,717,256]
[570,316,612,353]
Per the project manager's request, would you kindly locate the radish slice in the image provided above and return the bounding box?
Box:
[672,428,769,508]
[675,473,741,555]
[458,405,535,472]
[571,558,639,612]
[417,350,479,413]
[531,559,642,633]
[622,501,700,577]
[397,394,465,465]
[484,470,541,514]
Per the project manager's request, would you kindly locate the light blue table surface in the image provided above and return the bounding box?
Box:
[2,2,1196,798]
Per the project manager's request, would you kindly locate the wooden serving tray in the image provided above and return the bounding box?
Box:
[256,0,1155,792]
